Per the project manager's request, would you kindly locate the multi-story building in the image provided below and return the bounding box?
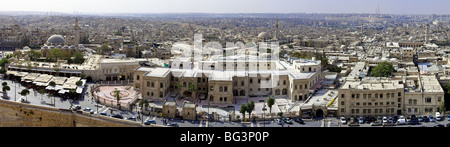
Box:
[133,54,322,105]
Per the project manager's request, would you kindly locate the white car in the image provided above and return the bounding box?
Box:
[340,117,347,125]
[359,117,364,124]
[436,112,442,121]
[382,117,388,124]
[397,116,407,125]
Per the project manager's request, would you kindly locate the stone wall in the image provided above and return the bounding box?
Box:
[0,99,143,127]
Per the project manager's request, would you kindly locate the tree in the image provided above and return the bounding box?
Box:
[239,104,247,121]
[246,101,255,120]
[439,100,446,115]
[19,89,30,101]
[49,81,56,87]
[73,52,85,64]
[76,80,83,87]
[2,82,7,87]
[371,62,396,77]
[267,96,275,117]
[186,83,196,97]
[138,98,149,123]
[113,88,122,110]
[39,89,46,100]
[2,86,10,98]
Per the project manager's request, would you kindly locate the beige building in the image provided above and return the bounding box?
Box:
[338,75,444,117]
[339,78,405,117]
[133,55,322,105]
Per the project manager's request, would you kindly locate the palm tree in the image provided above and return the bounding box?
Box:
[39,89,45,100]
[267,96,275,118]
[138,98,149,123]
[113,88,122,110]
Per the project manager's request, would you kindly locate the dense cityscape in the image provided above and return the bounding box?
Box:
[0,7,450,128]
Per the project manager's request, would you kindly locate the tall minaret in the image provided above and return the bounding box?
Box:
[275,17,279,41]
[74,17,80,48]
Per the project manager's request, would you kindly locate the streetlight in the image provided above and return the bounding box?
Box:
[262,104,267,127]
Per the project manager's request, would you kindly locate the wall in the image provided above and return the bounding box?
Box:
[0,99,143,127]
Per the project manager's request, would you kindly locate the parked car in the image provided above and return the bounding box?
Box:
[408,119,419,125]
[436,112,442,121]
[446,123,450,127]
[364,117,371,124]
[382,117,388,124]
[370,121,382,126]
[144,119,156,125]
[447,114,450,121]
[125,116,136,121]
[274,118,283,125]
[111,114,123,119]
[417,116,423,122]
[397,116,407,125]
[429,115,435,122]
[167,123,179,127]
[434,124,445,127]
[423,116,430,122]
[294,118,304,124]
[99,112,110,116]
[359,117,364,124]
[340,117,347,125]
[282,118,293,124]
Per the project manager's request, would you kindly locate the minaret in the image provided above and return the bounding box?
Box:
[74,17,80,48]
[425,24,430,44]
[275,17,279,41]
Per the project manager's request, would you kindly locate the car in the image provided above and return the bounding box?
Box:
[111,114,123,119]
[71,105,81,111]
[125,116,136,121]
[83,107,91,111]
[364,117,371,124]
[274,118,283,125]
[429,115,435,122]
[294,118,304,124]
[382,117,388,124]
[423,116,430,122]
[408,119,419,125]
[434,124,445,127]
[282,118,293,124]
[359,117,364,124]
[388,117,394,123]
[436,112,442,121]
[99,112,110,116]
[167,123,179,127]
[446,123,450,128]
[370,121,382,126]
[447,114,450,121]
[89,110,94,114]
[417,116,423,122]
[393,116,398,123]
[144,119,156,125]
[397,116,407,125]
[340,117,347,125]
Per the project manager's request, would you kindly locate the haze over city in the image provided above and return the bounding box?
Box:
[2,0,450,15]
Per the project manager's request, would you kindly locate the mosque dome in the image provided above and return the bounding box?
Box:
[47,35,66,45]
[258,32,270,39]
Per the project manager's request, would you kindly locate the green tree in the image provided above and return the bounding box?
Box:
[39,89,46,100]
[239,104,247,121]
[113,88,122,110]
[19,89,30,101]
[246,101,255,120]
[371,62,396,77]
[439,100,446,115]
[267,96,275,117]
[73,52,85,64]
[138,98,149,123]
[76,80,83,87]
[2,85,10,98]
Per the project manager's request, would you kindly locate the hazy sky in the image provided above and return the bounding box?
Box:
[2,0,449,14]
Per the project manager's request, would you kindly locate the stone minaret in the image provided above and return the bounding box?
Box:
[74,17,80,48]
[275,17,279,41]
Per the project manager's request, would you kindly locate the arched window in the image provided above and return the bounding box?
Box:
[240,90,245,96]
[233,90,238,96]
[282,89,288,95]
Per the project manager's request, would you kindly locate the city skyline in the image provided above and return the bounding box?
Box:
[2,0,450,15]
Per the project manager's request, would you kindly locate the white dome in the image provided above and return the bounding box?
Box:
[258,32,270,39]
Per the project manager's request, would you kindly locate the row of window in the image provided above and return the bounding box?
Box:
[345,108,397,114]
[344,92,402,99]
[147,81,164,88]
[407,108,436,113]
[342,101,401,107]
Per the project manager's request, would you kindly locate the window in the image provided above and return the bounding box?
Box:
[341,101,345,106]
[147,82,150,87]
[241,81,245,86]
[160,82,163,88]
[283,80,286,85]
[224,86,228,92]
[136,75,140,80]
[224,97,227,102]
[220,97,223,101]
[425,97,432,103]
[219,86,223,92]
[398,92,401,97]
